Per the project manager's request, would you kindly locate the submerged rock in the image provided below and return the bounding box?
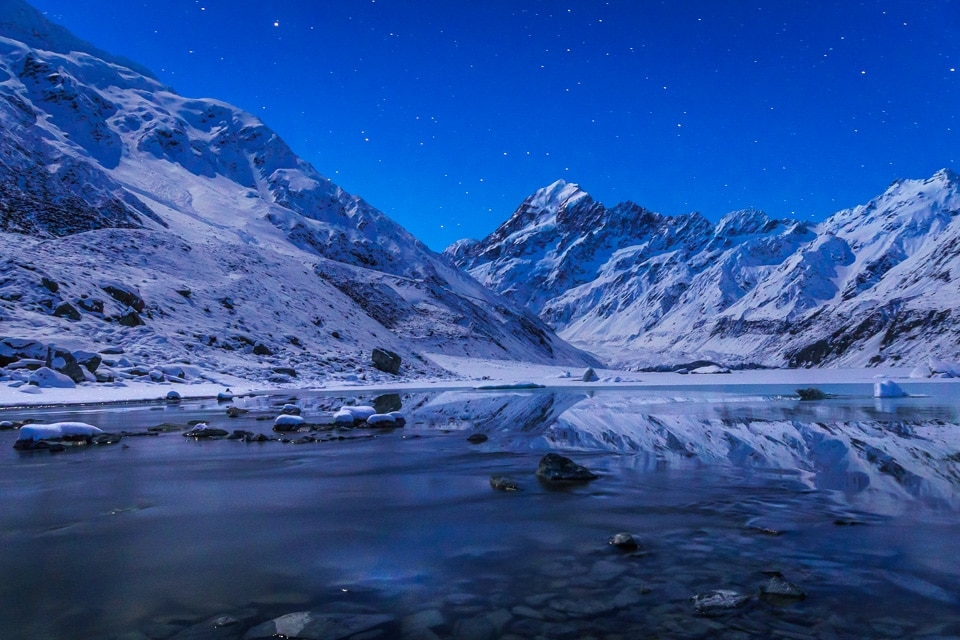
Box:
[536,453,598,483]
[183,424,229,438]
[467,433,489,444]
[608,532,640,551]
[759,573,807,601]
[691,589,750,615]
[226,406,248,418]
[490,475,522,491]
[796,387,828,401]
[243,611,398,640]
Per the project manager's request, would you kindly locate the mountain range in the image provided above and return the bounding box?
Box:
[447,171,960,369]
[0,0,596,387]
[2,0,957,386]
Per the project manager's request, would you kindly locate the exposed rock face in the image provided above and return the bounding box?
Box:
[448,171,960,369]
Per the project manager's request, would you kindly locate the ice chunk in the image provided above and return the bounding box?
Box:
[874,379,908,398]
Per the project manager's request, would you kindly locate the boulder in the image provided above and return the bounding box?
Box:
[73,350,102,373]
[371,348,401,375]
[117,310,145,327]
[101,283,145,312]
[14,422,103,450]
[536,453,598,483]
[467,433,489,444]
[582,367,599,382]
[691,589,750,615]
[273,414,306,432]
[609,532,640,551]
[27,367,76,388]
[252,342,273,356]
[48,347,87,383]
[53,302,81,321]
[366,413,400,428]
[183,424,229,438]
[759,573,806,600]
[490,475,521,491]
[796,387,828,401]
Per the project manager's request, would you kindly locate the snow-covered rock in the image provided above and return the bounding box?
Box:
[273,414,306,429]
[448,171,960,369]
[16,422,103,442]
[345,405,376,421]
[333,409,356,425]
[27,367,76,388]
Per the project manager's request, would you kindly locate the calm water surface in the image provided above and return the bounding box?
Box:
[1,384,959,639]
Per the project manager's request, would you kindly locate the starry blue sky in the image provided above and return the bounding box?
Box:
[28,0,960,250]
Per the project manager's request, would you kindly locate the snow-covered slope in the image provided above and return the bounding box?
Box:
[0,0,597,388]
[448,172,960,368]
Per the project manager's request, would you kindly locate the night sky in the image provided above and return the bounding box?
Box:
[27,0,960,250]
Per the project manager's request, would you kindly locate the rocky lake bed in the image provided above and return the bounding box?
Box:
[2,383,960,639]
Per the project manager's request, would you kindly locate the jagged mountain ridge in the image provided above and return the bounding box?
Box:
[447,171,960,368]
[0,0,598,386]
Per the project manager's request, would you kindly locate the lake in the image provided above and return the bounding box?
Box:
[2,382,959,639]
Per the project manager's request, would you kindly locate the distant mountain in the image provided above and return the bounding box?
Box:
[447,171,960,368]
[0,0,597,387]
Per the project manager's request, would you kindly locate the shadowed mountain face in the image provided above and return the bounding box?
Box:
[448,172,960,369]
[0,0,598,385]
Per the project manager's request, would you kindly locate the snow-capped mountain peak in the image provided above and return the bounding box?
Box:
[449,171,960,368]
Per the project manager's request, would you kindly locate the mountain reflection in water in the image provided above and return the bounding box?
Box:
[1,385,958,639]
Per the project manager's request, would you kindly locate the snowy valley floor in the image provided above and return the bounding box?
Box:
[0,353,954,408]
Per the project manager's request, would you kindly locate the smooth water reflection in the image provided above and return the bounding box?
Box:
[1,385,959,639]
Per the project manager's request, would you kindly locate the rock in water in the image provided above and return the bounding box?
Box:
[582,367,599,382]
[796,387,827,401]
[467,433,489,444]
[371,348,401,375]
[759,574,807,600]
[609,532,640,551]
[691,589,750,615]
[536,453,598,483]
[490,476,522,491]
[183,424,229,438]
[243,611,398,640]
[273,414,306,432]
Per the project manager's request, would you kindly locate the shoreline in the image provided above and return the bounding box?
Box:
[1,354,955,410]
